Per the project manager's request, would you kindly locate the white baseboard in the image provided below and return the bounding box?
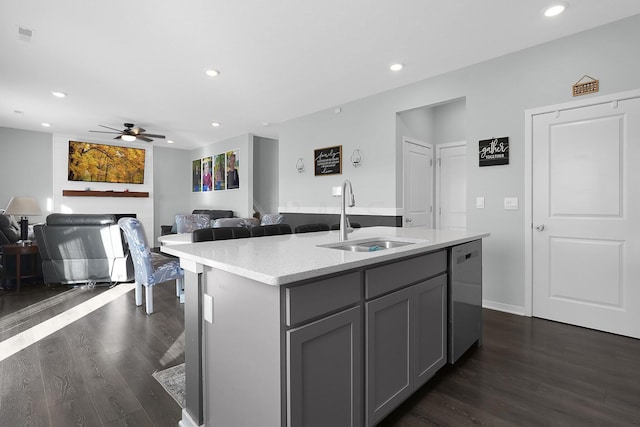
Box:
[178,409,201,427]
[482,299,527,316]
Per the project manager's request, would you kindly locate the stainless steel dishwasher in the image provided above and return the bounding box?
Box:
[448,239,483,363]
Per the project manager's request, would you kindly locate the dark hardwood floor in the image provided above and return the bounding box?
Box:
[2,282,640,426]
[0,282,184,427]
[380,310,640,427]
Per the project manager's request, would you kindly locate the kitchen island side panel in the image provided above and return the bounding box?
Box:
[203,266,283,427]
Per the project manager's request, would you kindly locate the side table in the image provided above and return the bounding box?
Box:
[2,242,40,293]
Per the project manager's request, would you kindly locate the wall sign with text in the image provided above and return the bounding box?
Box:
[314,145,342,176]
[479,137,509,166]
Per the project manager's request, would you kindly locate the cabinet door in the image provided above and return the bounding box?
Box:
[287,306,362,427]
[413,274,447,388]
[365,287,413,426]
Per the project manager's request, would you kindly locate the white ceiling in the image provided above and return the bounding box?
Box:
[2,1,640,150]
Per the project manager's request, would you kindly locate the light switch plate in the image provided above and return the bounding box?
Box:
[204,293,213,324]
[476,197,485,209]
[504,197,519,210]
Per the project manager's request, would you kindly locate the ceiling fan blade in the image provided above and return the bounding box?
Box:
[131,127,146,135]
[89,130,121,134]
[137,136,153,143]
[113,135,123,140]
[99,124,124,132]
[140,133,165,139]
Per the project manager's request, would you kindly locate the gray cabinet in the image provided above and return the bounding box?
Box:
[284,250,449,427]
[413,275,447,387]
[365,287,413,426]
[364,251,447,427]
[284,273,363,427]
[286,306,362,427]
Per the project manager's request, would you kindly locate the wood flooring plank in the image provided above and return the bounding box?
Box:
[0,344,50,427]
[103,408,155,427]
[47,394,103,427]
[63,323,143,424]
[36,334,91,409]
[110,346,181,427]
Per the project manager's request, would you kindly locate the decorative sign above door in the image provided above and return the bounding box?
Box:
[314,145,342,176]
[573,75,599,97]
[479,137,509,167]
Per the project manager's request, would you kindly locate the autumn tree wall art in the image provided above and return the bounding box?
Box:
[68,141,146,184]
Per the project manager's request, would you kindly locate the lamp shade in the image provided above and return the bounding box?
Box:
[4,196,42,216]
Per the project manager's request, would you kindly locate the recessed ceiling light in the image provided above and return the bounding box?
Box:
[262,122,271,127]
[205,69,220,77]
[51,91,67,98]
[211,122,220,127]
[544,4,566,17]
[390,63,403,71]
[167,140,174,144]
[41,122,51,127]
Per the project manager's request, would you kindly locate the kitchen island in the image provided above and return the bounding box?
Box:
[162,226,488,427]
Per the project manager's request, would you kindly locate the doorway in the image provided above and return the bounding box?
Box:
[402,137,433,228]
[435,142,467,231]
[397,98,467,231]
[525,89,640,338]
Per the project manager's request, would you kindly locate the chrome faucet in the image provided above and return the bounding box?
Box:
[339,179,355,241]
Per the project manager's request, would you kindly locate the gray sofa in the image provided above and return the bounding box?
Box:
[0,214,20,245]
[34,213,134,285]
[161,209,234,235]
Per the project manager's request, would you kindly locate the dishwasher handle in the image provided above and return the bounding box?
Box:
[456,249,479,264]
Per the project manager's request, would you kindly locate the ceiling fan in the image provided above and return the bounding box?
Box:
[89,123,165,143]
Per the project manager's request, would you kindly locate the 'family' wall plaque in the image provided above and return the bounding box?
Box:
[314,145,342,176]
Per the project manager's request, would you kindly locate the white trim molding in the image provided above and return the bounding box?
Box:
[278,206,402,216]
[483,299,527,316]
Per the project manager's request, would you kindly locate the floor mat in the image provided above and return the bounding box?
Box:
[153,363,186,408]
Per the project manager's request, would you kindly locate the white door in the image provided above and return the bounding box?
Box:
[532,96,640,338]
[403,137,433,228]
[436,142,466,230]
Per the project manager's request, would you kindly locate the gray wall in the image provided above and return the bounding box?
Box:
[278,15,640,312]
[433,99,466,144]
[0,127,52,223]
[153,145,190,242]
[253,136,279,214]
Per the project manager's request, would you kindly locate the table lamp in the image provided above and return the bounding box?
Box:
[4,196,42,243]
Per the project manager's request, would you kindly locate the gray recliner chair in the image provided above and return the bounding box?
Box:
[34,213,134,285]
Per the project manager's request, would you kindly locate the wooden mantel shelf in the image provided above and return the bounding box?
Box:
[63,190,149,198]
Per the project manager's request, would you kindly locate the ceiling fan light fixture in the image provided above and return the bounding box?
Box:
[121,134,136,142]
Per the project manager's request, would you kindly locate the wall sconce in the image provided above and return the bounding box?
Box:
[351,149,362,167]
[296,158,305,173]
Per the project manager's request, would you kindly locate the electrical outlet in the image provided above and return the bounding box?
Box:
[476,197,485,209]
[504,197,519,210]
[204,293,213,324]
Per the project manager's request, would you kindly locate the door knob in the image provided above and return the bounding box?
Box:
[405,218,413,223]
[535,224,545,231]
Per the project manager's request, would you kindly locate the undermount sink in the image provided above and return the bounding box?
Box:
[318,237,419,252]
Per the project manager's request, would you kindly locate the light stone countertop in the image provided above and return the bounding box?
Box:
[160,226,489,286]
